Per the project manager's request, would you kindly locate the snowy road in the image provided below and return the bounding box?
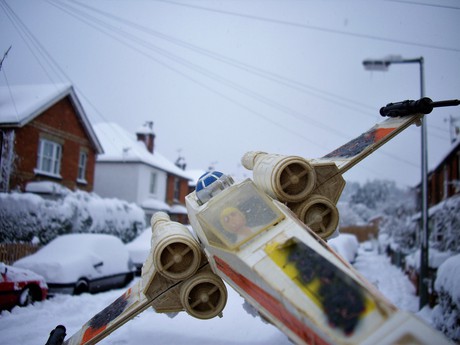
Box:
[0,244,429,345]
[353,245,419,313]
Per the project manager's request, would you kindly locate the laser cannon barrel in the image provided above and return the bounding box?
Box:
[242,151,317,203]
[380,97,460,117]
[151,212,202,281]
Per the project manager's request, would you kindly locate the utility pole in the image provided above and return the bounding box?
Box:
[363,55,430,308]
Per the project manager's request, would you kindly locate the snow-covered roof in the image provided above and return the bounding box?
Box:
[93,122,191,180]
[136,122,155,135]
[431,139,460,174]
[141,198,171,212]
[170,204,188,214]
[0,83,103,153]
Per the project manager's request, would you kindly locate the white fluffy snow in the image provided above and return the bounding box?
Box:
[435,254,460,306]
[1,241,449,345]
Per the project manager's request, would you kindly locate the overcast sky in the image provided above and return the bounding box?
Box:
[1,0,459,188]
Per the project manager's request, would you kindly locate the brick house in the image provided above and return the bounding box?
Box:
[0,83,103,193]
[93,122,192,224]
[424,140,460,207]
[405,140,460,302]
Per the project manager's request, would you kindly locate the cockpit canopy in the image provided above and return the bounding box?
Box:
[196,179,285,250]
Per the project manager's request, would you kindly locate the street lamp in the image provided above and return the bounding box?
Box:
[363,55,429,309]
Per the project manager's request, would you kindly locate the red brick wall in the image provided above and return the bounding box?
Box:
[340,224,379,242]
[427,147,460,207]
[166,175,189,204]
[9,96,97,192]
[165,175,190,224]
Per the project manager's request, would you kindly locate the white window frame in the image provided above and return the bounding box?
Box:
[77,151,88,183]
[173,177,180,201]
[35,138,62,178]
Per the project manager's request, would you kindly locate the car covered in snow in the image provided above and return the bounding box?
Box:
[0,262,48,310]
[125,227,151,275]
[328,233,359,263]
[14,234,135,295]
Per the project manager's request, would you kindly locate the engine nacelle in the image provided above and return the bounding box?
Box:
[290,195,339,239]
[151,212,202,281]
[241,151,317,203]
[180,268,228,319]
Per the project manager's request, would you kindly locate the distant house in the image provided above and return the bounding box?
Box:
[0,83,103,194]
[425,139,460,207]
[93,122,192,224]
[412,139,460,251]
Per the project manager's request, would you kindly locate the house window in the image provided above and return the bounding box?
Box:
[77,151,88,182]
[174,177,180,201]
[149,172,157,194]
[36,139,62,177]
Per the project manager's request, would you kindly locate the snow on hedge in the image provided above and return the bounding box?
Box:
[0,190,146,244]
[433,254,460,341]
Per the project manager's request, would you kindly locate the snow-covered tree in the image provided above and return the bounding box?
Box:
[350,180,403,210]
[340,179,416,252]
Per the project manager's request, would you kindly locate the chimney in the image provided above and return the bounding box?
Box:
[136,121,156,153]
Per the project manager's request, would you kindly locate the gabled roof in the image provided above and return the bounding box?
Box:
[0,83,103,153]
[413,139,460,189]
[93,122,192,180]
[431,139,460,174]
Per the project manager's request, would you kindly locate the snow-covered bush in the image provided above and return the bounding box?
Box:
[433,254,460,341]
[430,195,460,252]
[0,191,146,244]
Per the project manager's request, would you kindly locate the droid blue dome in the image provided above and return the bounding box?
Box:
[196,171,224,192]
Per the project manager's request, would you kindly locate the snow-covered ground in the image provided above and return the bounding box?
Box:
[0,243,440,344]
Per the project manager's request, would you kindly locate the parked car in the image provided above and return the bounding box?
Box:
[0,262,48,310]
[328,233,359,263]
[125,227,151,275]
[14,234,135,295]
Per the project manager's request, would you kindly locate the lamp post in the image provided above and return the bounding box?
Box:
[363,55,429,309]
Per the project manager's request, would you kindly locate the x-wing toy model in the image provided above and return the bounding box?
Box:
[47,97,459,345]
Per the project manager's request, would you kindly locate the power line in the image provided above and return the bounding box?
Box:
[4,0,423,171]
[49,0,424,169]
[0,1,63,85]
[67,0,377,118]
[154,0,460,53]
[385,0,460,10]
[49,0,356,141]
[0,0,112,128]
[45,0,328,151]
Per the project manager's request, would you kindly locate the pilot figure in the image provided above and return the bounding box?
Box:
[220,207,252,242]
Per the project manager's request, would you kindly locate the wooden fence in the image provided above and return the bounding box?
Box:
[0,243,40,265]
